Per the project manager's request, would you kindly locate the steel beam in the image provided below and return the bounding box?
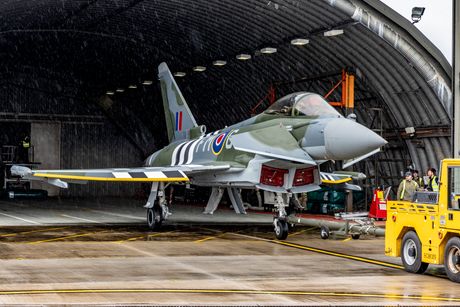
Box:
[453,0,460,158]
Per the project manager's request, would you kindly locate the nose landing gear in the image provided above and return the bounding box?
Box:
[273,192,290,240]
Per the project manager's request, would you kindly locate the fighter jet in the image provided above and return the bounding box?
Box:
[12,63,387,239]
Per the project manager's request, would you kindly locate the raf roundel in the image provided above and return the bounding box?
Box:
[212,132,228,155]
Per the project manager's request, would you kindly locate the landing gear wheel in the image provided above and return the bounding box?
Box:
[351,234,360,240]
[444,237,460,283]
[147,206,163,231]
[401,231,428,274]
[274,219,289,240]
[320,225,330,240]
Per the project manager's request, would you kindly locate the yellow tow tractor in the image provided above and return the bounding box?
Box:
[385,159,460,282]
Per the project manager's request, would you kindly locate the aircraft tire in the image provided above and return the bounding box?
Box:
[401,231,428,274]
[444,237,460,283]
[320,225,330,240]
[274,219,288,240]
[147,206,163,231]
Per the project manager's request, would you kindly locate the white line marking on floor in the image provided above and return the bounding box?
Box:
[88,209,144,221]
[61,214,104,224]
[115,242,297,304]
[0,212,42,225]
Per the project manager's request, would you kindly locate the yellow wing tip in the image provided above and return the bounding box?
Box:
[321,178,352,184]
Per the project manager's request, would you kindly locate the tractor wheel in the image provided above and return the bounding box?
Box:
[444,237,460,283]
[401,231,428,274]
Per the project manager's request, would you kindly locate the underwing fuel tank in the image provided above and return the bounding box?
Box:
[301,117,387,161]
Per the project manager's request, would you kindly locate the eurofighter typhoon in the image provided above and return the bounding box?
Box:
[12,63,387,239]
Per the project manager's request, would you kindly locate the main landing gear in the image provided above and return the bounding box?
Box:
[273,192,290,240]
[145,182,170,231]
[147,206,163,230]
[145,184,293,240]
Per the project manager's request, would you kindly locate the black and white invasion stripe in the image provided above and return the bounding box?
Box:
[320,173,337,181]
[170,137,204,166]
[110,170,187,179]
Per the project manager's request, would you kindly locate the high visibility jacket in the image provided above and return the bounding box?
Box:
[397,179,418,201]
[414,177,424,188]
[22,140,30,148]
[428,175,439,192]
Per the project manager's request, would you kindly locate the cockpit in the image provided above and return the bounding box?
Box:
[264,92,342,118]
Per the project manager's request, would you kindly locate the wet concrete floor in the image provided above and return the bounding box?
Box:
[0,198,458,305]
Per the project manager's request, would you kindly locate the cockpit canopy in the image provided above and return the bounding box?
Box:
[264,92,342,118]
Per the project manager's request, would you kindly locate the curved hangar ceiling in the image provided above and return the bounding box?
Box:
[0,0,452,185]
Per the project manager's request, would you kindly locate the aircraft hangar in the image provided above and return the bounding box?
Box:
[0,0,456,305]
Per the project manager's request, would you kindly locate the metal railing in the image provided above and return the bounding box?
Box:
[1,145,34,163]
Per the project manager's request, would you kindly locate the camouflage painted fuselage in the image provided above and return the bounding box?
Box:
[144,113,321,191]
[144,85,387,193]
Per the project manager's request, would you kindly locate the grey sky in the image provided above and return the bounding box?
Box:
[380,0,452,63]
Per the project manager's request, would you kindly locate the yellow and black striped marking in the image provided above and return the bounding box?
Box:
[0,288,457,302]
[271,239,403,269]
[230,232,403,270]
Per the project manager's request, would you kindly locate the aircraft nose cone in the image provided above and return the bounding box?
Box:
[324,118,387,160]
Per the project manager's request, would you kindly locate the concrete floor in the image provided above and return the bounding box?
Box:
[0,197,272,226]
[0,197,458,306]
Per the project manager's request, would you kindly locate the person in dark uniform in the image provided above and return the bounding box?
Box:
[17,135,30,163]
[412,170,424,188]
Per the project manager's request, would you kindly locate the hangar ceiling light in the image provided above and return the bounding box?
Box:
[142,80,153,85]
[260,47,277,54]
[236,53,252,60]
[291,38,309,46]
[174,72,186,77]
[116,88,125,93]
[128,85,137,89]
[213,60,227,66]
[411,7,425,24]
[106,91,114,95]
[405,126,416,135]
[193,66,206,72]
[324,29,344,36]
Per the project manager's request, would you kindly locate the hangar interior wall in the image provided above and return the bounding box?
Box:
[0,80,145,197]
[31,123,61,196]
[60,123,144,197]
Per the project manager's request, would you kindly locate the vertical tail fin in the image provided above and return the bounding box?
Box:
[158,62,198,143]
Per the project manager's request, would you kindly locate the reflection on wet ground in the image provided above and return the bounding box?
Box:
[0,224,276,245]
[0,198,457,305]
